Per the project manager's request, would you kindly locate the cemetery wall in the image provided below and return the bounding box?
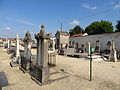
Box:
[69,32,120,51]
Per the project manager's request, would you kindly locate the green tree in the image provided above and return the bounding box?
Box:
[115,20,120,32]
[85,20,114,35]
[69,25,84,36]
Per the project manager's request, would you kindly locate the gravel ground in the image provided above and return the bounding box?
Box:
[0,48,120,90]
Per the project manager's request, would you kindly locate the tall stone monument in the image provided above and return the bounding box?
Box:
[10,34,20,67]
[33,25,50,84]
[16,34,20,59]
[21,31,32,71]
[109,40,117,62]
[7,40,10,49]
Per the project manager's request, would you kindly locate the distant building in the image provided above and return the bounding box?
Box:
[55,30,69,49]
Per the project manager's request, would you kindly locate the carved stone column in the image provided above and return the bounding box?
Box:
[34,25,50,84]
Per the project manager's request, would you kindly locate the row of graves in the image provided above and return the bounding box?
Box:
[7,25,63,85]
[59,37,118,62]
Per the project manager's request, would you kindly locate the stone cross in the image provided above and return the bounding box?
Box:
[34,24,50,84]
[109,40,117,62]
[16,34,20,59]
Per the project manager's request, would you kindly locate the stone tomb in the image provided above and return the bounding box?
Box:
[32,25,50,85]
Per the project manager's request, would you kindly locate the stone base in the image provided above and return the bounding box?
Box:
[21,57,31,71]
[19,66,30,73]
[31,66,50,85]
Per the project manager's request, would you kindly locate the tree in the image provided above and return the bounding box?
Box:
[85,20,114,35]
[69,25,84,36]
[115,20,120,32]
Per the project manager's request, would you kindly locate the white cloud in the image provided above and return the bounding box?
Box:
[4,26,15,32]
[0,16,38,27]
[113,4,120,9]
[69,19,80,25]
[83,4,96,10]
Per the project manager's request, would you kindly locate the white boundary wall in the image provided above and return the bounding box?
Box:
[69,32,120,51]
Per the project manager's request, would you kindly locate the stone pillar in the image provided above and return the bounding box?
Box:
[34,25,50,84]
[109,40,117,62]
[16,34,20,59]
[86,42,91,55]
[7,40,10,49]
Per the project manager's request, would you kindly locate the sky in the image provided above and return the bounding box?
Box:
[0,0,120,38]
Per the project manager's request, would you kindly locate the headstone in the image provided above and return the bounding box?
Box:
[81,44,85,53]
[107,41,111,51]
[75,42,79,53]
[48,38,56,66]
[95,40,100,53]
[109,40,117,62]
[33,25,50,84]
[20,31,32,71]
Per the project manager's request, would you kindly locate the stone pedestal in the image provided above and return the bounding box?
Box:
[34,66,50,84]
[33,25,50,85]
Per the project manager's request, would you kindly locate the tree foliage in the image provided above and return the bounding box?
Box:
[115,20,120,32]
[69,26,84,36]
[85,20,114,35]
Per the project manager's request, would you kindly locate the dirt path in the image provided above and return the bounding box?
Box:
[0,48,120,90]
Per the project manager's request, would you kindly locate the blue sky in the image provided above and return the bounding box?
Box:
[0,0,120,38]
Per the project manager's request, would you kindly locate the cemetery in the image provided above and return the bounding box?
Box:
[0,24,120,90]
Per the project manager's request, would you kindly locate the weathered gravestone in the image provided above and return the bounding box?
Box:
[48,37,56,66]
[109,40,117,62]
[95,40,100,53]
[32,25,50,85]
[20,31,32,72]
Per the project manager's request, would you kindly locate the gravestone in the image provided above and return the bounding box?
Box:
[75,42,79,53]
[109,40,117,62]
[33,25,50,84]
[81,44,85,53]
[20,31,32,71]
[95,40,100,53]
[48,38,56,66]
